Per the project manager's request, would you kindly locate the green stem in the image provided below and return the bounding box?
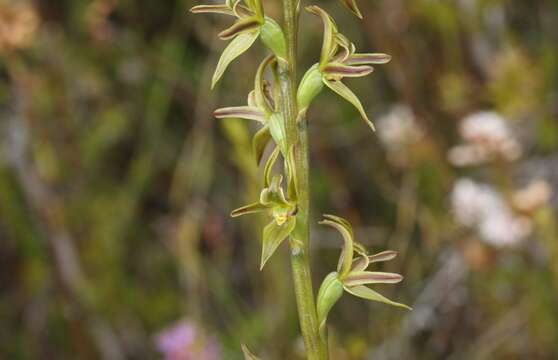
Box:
[278,0,328,358]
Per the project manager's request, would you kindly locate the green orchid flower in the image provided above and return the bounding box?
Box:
[316,214,410,338]
[297,6,391,130]
[231,160,298,269]
[191,0,286,88]
[214,55,289,163]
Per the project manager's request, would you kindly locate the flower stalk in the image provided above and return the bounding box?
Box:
[191,0,410,358]
[278,0,327,358]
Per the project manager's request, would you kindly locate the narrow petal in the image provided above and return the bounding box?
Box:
[353,242,368,257]
[234,0,255,18]
[305,6,338,67]
[230,202,268,217]
[263,146,281,188]
[331,47,351,64]
[252,125,271,164]
[351,256,370,272]
[323,213,354,235]
[241,344,261,360]
[218,17,261,40]
[323,79,375,131]
[261,217,296,269]
[254,55,276,114]
[351,249,396,272]
[212,30,259,88]
[340,0,363,19]
[346,53,392,65]
[344,285,412,310]
[323,63,374,78]
[369,250,398,263]
[214,106,265,122]
[333,33,354,62]
[319,214,354,277]
[190,4,235,16]
[343,271,403,286]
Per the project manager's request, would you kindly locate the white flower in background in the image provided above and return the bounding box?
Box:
[376,104,424,151]
[448,111,522,166]
[376,104,425,167]
[478,212,531,247]
[451,178,531,247]
[451,178,499,227]
[512,179,552,214]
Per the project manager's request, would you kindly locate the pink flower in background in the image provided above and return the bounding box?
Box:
[156,320,221,360]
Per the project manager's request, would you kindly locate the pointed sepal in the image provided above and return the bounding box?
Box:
[323,79,375,131]
[305,6,338,68]
[344,285,411,310]
[339,0,363,19]
[190,4,235,16]
[230,202,268,217]
[212,30,260,88]
[319,214,354,277]
[260,217,296,269]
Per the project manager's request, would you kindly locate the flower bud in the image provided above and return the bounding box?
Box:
[297,64,324,111]
[260,17,287,60]
[316,272,344,337]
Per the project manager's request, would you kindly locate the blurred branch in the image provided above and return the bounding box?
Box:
[369,251,469,359]
[452,306,526,360]
[4,62,124,360]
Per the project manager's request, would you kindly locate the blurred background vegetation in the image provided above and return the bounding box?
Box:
[1,0,557,359]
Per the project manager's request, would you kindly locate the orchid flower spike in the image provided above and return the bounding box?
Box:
[316,214,410,338]
[191,0,286,88]
[297,6,391,130]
